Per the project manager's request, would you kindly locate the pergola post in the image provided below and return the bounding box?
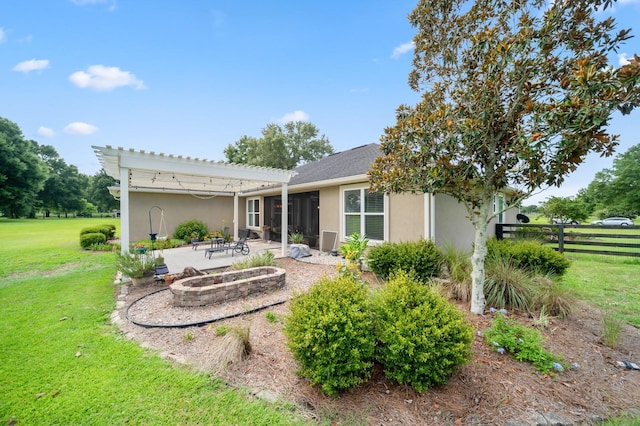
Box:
[281,183,288,257]
[119,166,130,254]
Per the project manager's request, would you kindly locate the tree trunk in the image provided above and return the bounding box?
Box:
[470,203,490,315]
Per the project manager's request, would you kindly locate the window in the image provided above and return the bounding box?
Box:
[247,198,260,228]
[343,187,385,241]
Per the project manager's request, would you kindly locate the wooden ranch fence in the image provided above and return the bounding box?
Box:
[495,223,640,258]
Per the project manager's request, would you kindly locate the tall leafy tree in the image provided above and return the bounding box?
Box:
[369,0,640,314]
[540,196,588,224]
[88,169,119,213]
[37,145,86,217]
[0,117,47,218]
[224,121,333,169]
[580,144,640,217]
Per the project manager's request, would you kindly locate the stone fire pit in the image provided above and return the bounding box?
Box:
[169,266,286,307]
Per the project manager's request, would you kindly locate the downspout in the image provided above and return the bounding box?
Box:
[430,193,436,242]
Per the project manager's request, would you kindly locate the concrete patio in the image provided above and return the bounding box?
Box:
[152,240,341,274]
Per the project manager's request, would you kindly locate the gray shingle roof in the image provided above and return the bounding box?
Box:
[289,143,381,186]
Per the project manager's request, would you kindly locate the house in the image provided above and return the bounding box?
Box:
[94,143,516,253]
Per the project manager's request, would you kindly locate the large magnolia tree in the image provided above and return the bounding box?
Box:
[369,0,640,314]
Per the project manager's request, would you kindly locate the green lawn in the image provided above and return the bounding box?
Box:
[1,218,637,424]
[0,218,305,425]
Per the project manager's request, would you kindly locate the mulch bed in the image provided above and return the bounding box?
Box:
[116,258,640,425]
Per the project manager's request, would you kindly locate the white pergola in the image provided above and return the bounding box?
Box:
[93,145,297,257]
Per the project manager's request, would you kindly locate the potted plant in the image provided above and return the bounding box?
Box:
[262,225,271,241]
[289,232,305,244]
[115,251,157,285]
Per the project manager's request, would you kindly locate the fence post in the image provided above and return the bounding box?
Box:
[496,224,504,240]
[558,225,564,253]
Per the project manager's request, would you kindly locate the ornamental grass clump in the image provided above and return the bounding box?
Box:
[209,325,251,373]
[284,276,375,396]
[371,271,473,392]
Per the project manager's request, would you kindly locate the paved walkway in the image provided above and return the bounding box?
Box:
[153,240,341,274]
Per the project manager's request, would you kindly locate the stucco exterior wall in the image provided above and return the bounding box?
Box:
[128,192,234,242]
[318,186,340,242]
[433,193,517,251]
[388,193,426,242]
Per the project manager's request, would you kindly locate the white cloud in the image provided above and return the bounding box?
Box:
[38,126,56,137]
[13,59,50,73]
[64,122,98,135]
[0,28,5,43]
[70,0,117,11]
[619,53,631,66]
[280,110,309,124]
[391,41,415,59]
[69,65,145,91]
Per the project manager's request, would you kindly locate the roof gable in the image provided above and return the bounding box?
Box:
[290,143,381,186]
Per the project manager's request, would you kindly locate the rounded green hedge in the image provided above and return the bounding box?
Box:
[173,219,209,241]
[487,238,570,276]
[372,271,473,392]
[284,276,375,396]
[80,232,106,249]
[368,239,443,280]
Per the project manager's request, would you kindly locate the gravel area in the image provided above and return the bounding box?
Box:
[117,256,340,330]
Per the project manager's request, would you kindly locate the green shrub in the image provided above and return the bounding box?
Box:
[371,271,473,392]
[284,276,375,396]
[80,224,114,240]
[368,239,443,281]
[484,255,534,311]
[80,232,106,249]
[100,223,116,238]
[173,219,209,241]
[484,313,564,374]
[487,238,570,276]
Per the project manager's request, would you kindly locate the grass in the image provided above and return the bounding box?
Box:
[0,218,305,425]
[562,253,640,327]
[1,217,638,424]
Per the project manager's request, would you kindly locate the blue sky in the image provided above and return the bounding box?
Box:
[1,0,639,206]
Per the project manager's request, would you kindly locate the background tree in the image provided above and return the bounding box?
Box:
[579,144,640,219]
[37,145,86,218]
[224,121,333,169]
[368,0,640,314]
[540,196,589,224]
[88,169,119,214]
[520,205,539,215]
[0,117,47,218]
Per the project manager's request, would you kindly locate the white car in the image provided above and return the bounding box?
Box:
[591,217,634,226]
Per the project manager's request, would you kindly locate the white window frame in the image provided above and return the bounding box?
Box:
[246,197,260,229]
[340,185,387,242]
[493,194,505,224]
